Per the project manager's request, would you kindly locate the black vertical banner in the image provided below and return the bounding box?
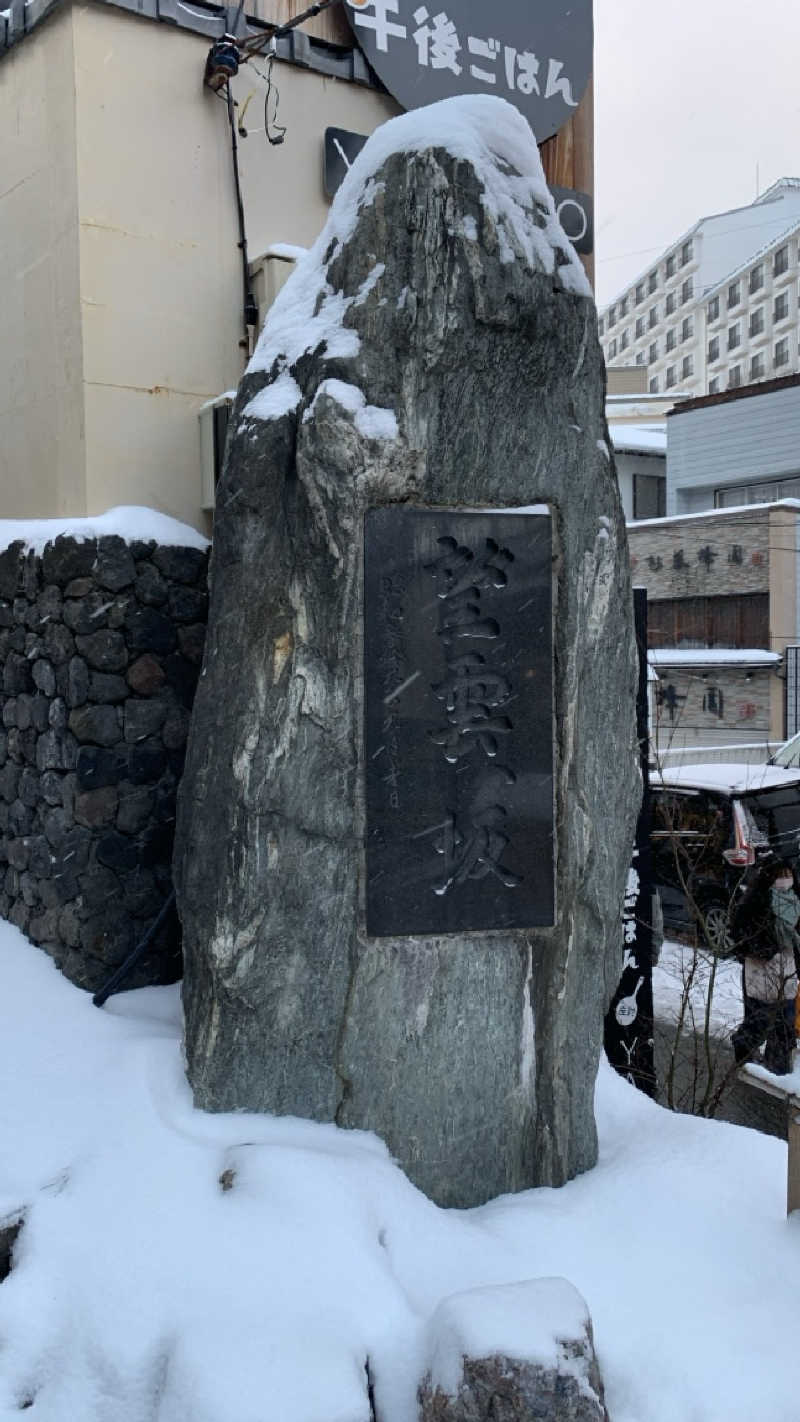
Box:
[604,588,657,1096]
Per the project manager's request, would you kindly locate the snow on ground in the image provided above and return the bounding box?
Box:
[653,937,743,1034]
[1,921,800,1422]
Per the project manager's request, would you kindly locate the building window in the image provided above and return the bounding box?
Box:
[774,245,789,277]
[666,254,676,278]
[707,295,720,322]
[666,328,676,352]
[774,290,790,323]
[750,352,765,380]
[681,277,693,303]
[648,270,658,294]
[708,336,720,363]
[635,316,646,339]
[598,316,604,337]
[709,377,720,394]
[636,351,646,365]
[649,375,659,393]
[648,305,659,329]
[728,322,741,350]
[749,307,764,338]
[666,366,676,388]
[682,354,694,379]
[633,473,666,520]
[608,306,616,327]
[728,280,741,308]
[728,365,742,388]
[635,281,645,305]
[620,296,629,317]
[665,291,677,315]
[749,263,764,294]
[649,341,658,364]
[620,329,629,350]
[681,239,693,266]
[681,315,693,341]
[608,338,617,359]
[716,474,800,508]
[775,337,790,367]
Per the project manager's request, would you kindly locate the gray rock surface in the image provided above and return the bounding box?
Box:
[175,98,639,1205]
[417,1280,610,1422]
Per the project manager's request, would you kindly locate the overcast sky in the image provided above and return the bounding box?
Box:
[593,0,800,307]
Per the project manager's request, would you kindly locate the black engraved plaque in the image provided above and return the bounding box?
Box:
[364,507,554,936]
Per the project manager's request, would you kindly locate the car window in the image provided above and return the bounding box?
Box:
[740,786,800,861]
[772,733,800,769]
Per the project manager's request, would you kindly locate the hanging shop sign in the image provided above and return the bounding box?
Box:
[343,0,592,143]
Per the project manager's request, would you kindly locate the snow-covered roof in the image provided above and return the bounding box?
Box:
[628,497,800,530]
[0,507,209,555]
[599,179,800,316]
[648,648,780,668]
[654,762,800,793]
[610,424,666,456]
[700,213,800,303]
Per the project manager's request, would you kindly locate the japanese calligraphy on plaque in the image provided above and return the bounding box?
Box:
[364,508,554,936]
[343,0,592,145]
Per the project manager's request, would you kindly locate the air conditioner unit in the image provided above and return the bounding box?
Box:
[199,392,234,512]
[249,245,305,331]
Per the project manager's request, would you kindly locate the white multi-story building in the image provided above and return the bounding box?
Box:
[599,179,800,400]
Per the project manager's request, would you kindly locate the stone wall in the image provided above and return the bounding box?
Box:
[628,507,770,600]
[0,533,208,992]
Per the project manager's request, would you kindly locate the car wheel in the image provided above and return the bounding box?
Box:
[696,896,736,956]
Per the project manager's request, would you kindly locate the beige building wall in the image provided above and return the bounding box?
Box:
[0,5,85,518]
[768,505,800,736]
[1,1,399,531]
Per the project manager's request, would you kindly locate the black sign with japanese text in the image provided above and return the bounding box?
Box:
[344,0,592,144]
[364,508,554,936]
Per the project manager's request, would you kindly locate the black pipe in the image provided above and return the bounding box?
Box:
[225,85,259,340]
[92,890,178,1008]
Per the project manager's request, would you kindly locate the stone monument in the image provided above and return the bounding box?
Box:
[174,95,639,1207]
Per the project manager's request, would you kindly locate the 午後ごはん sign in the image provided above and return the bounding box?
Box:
[364,508,554,937]
[344,0,592,143]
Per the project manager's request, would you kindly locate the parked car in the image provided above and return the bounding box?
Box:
[769,732,800,770]
[651,762,800,953]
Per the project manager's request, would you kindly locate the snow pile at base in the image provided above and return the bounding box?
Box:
[243,95,590,426]
[0,507,208,556]
[1,921,799,1422]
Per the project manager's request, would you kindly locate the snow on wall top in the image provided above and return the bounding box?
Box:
[245,95,591,417]
[0,507,209,556]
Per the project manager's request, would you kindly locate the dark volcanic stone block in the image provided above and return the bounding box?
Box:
[126,655,166,696]
[134,565,169,607]
[95,536,136,592]
[68,704,122,747]
[152,546,206,585]
[76,745,129,790]
[0,543,24,600]
[124,606,177,656]
[96,832,139,872]
[129,740,167,784]
[123,698,168,743]
[42,537,97,586]
[75,630,127,672]
[88,672,128,704]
